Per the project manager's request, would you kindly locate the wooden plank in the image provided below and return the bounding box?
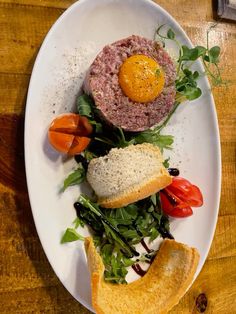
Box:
[0,256,58,292]
[219,119,236,143]
[0,114,25,191]
[0,73,29,114]
[170,256,236,313]
[220,161,236,216]
[0,0,214,21]
[0,287,58,313]
[0,285,91,313]
[0,4,63,74]
[0,0,75,9]
[208,215,236,260]
[154,0,214,23]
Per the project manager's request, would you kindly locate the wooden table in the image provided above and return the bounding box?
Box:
[0,0,235,313]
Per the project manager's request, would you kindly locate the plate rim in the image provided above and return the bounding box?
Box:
[24,0,222,311]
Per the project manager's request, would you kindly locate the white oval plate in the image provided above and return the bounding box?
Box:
[25,0,221,311]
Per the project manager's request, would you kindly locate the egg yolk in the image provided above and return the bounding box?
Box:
[118,54,165,103]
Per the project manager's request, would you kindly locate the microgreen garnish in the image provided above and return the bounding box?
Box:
[176,69,202,101]
[156,24,223,101]
[167,28,175,40]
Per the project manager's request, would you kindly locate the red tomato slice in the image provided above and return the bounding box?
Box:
[68,136,91,156]
[49,113,93,136]
[167,177,203,207]
[48,113,92,155]
[160,189,193,218]
[49,113,79,134]
[48,131,74,154]
[166,204,193,218]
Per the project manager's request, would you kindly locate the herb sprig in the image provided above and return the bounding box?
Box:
[156,24,223,102]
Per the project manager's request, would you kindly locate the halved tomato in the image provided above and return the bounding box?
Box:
[160,176,203,218]
[49,113,93,136]
[68,136,91,156]
[167,177,203,207]
[48,113,92,155]
[160,189,193,218]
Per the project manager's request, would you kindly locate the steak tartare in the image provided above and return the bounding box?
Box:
[84,35,176,132]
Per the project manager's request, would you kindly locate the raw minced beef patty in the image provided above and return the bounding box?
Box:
[84,35,176,132]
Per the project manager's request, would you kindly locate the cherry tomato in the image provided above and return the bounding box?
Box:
[167,177,203,207]
[160,189,193,218]
[49,113,93,136]
[68,136,91,155]
[48,113,92,155]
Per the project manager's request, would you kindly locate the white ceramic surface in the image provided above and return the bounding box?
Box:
[24,0,221,312]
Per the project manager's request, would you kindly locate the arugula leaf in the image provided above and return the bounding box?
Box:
[119,226,141,241]
[149,227,160,242]
[106,204,139,227]
[101,244,134,284]
[78,195,139,258]
[89,120,103,133]
[102,223,136,258]
[150,194,157,206]
[77,94,103,134]
[100,243,113,264]
[73,216,84,228]
[61,167,85,192]
[84,150,98,161]
[163,157,170,168]
[158,215,174,239]
[64,193,172,283]
[61,228,84,243]
[77,94,93,118]
[134,132,174,152]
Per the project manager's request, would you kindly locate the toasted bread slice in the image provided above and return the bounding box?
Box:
[85,237,199,314]
[86,143,172,208]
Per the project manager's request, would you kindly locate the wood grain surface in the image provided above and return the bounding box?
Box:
[0,0,235,313]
